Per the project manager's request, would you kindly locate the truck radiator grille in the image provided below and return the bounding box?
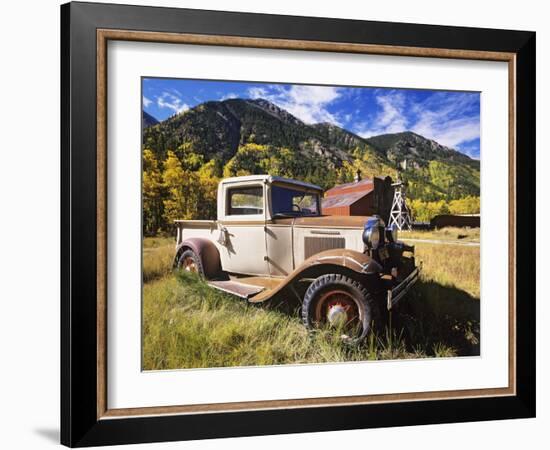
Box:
[304,237,345,259]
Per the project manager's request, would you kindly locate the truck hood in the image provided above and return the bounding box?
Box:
[272,215,375,228]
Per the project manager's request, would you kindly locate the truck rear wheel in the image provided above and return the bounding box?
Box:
[176,249,205,277]
[302,274,373,343]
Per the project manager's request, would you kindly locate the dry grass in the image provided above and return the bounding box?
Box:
[142,237,175,283]
[415,243,480,298]
[141,237,480,370]
[143,273,425,370]
[400,242,480,357]
[143,236,174,248]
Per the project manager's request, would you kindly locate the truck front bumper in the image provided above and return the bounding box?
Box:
[386,263,421,310]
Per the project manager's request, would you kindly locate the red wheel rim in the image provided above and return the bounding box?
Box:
[313,289,362,332]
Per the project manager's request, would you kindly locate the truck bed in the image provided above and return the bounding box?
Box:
[174,219,218,247]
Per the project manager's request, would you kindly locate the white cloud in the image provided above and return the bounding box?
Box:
[354,90,480,152]
[355,91,408,137]
[413,115,479,149]
[247,87,268,99]
[157,92,189,114]
[142,96,152,108]
[410,93,480,149]
[220,92,237,101]
[167,87,182,97]
[247,84,343,125]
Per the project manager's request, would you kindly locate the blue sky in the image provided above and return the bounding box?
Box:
[142,78,480,158]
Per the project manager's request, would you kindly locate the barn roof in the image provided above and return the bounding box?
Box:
[325,178,374,197]
[322,190,371,208]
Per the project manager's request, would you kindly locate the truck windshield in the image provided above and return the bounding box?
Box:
[271,185,320,217]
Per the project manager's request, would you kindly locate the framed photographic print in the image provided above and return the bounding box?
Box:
[61,1,536,447]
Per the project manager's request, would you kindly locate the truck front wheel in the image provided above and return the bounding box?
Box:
[302,274,374,343]
[176,249,205,277]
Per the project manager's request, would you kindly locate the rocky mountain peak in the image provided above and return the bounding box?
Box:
[242,98,304,126]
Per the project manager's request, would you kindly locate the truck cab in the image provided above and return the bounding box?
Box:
[217,175,325,276]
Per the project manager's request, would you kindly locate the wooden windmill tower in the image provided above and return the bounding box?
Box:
[388,160,412,231]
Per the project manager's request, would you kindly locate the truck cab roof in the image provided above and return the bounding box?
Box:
[221,175,324,192]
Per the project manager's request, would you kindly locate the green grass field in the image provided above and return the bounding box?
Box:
[142,233,480,370]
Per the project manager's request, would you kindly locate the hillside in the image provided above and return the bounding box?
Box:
[143,98,359,168]
[141,98,480,230]
[143,110,159,128]
[366,131,478,169]
[365,131,480,200]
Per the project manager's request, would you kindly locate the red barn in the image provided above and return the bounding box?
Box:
[322,173,394,220]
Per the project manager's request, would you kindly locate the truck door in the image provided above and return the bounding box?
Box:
[218,183,269,276]
[265,217,294,277]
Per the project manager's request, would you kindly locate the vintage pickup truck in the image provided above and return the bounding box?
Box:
[174,175,420,342]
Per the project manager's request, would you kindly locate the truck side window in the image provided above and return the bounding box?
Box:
[227,186,264,215]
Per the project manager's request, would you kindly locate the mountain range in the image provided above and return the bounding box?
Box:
[142,98,480,201]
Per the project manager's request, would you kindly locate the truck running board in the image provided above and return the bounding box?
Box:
[207,280,265,299]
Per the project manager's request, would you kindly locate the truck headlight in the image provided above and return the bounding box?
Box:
[385,224,398,243]
[363,218,381,249]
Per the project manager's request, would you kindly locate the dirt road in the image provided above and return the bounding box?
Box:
[400,238,480,247]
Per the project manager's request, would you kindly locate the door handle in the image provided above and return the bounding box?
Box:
[217,226,229,246]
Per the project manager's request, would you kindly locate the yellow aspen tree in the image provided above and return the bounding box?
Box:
[142,149,164,235]
[162,151,188,224]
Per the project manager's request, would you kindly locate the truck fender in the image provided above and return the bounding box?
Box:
[301,248,382,275]
[174,237,221,279]
[250,249,382,303]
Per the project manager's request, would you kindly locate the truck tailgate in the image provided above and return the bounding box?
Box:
[175,220,218,247]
